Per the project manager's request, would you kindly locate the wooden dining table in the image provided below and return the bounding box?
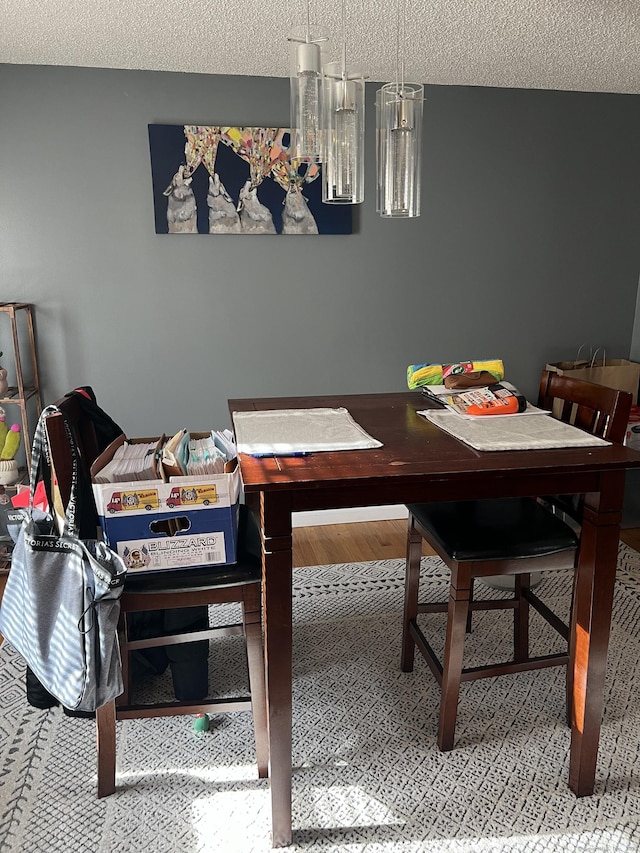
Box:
[229,391,640,847]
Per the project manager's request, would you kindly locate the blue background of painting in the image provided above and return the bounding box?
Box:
[148,124,352,234]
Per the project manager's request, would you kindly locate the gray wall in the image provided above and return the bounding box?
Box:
[1,64,639,440]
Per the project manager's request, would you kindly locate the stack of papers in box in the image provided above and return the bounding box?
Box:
[186,433,232,476]
[161,429,189,477]
[162,429,236,477]
[92,440,160,483]
[93,430,238,483]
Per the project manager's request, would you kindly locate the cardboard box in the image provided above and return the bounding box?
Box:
[91,435,240,573]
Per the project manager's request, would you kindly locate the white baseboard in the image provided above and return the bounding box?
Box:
[292,505,409,528]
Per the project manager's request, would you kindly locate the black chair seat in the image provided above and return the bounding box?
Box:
[407,497,579,562]
[124,563,260,594]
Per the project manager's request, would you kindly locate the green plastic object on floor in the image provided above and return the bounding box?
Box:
[193,713,210,733]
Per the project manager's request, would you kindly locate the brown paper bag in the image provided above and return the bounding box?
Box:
[546,351,640,404]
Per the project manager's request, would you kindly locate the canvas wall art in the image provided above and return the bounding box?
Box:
[148,124,352,235]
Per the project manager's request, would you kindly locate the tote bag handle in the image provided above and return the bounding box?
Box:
[29,405,81,539]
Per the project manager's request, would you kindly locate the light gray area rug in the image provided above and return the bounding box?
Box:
[2,546,640,852]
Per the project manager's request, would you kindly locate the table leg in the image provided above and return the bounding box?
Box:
[569,472,624,796]
[260,491,294,847]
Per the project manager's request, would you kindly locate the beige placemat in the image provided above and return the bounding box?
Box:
[419,409,611,451]
[232,407,383,455]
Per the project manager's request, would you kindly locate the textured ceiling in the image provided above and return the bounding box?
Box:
[2,0,640,94]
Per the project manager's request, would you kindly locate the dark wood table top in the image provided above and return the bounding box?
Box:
[230,391,640,496]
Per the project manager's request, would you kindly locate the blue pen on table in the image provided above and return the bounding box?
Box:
[249,451,311,458]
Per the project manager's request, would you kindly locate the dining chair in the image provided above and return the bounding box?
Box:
[43,395,268,796]
[401,369,632,751]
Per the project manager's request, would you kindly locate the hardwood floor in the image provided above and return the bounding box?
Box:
[293,519,433,567]
[293,520,640,567]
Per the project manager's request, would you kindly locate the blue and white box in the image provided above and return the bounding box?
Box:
[91,436,240,573]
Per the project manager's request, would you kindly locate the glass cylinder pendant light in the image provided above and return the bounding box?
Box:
[288,4,329,164]
[377,82,423,217]
[376,0,424,217]
[322,0,365,204]
[375,86,382,213]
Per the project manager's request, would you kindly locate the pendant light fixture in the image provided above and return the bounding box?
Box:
[288,3,329,164]
[376,0,424,218]
[322,0,365,204]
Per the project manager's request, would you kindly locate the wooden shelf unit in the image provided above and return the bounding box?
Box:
[0,303,42,577]
[0,303,42,477]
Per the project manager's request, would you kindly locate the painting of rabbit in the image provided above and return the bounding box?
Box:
[149,124,352,235]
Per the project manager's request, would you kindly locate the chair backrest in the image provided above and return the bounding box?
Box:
[537,369,632,444]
